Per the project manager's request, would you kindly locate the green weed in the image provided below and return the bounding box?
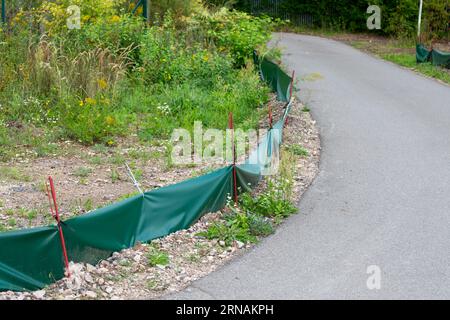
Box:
[73,167,92,178]
[147,245,170,267]
[0,167,31,182]
[287,145,309,157]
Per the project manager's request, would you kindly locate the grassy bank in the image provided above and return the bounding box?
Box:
[0,1,277,162]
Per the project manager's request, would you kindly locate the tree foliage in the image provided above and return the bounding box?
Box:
[232,0,449,39]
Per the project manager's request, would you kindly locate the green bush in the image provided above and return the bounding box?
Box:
[149,0,204,23]
[240,180,297,219]
[199,176,295,245]
[247,213,274,237]
[236,0,449,41]
[58,96,128,144]
[138,15,235,86]
[0,2,272,149]
[198,207,258,246]
[193,9,274,66]
[64,15,145,58]
[381,0,418,39]
[422,0,450,41]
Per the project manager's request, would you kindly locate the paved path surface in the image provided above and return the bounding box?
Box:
[170,34,450,299]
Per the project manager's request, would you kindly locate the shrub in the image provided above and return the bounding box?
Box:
[198,196,278,245]
[247,213,274,237]
[382,0,418,39]
[237,0,448,41]
[0,2,272,149]
[63,14,144,59]
[422,0,450,41]
[57,94,128,144]
[138,17,234,86]
[31,0,128,36]
[150,0,205,23]
[192,8,274,66]
[240,180,297,220]
[198,209,257,246]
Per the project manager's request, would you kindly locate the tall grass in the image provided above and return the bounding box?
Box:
[0,2,274,158]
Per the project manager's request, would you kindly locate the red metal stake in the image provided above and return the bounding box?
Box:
[284,70,296,128]
[229,113,238,205]
[46,177,70,277]
[268,105,273,129]
[290,70,296,101]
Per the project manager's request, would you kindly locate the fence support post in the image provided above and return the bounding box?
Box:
[142,0,150,24]
[285,70,296,127]
[1,0,6,24]
[229,113,238,205]
[268,105,273,129]
[290,70,296,101]
[46,177,70,277]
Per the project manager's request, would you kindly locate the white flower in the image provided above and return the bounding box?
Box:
[157,103,171,115]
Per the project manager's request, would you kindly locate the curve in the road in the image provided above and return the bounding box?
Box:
[170,33,450,300]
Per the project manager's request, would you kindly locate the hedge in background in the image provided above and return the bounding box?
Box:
[233,0,449,40]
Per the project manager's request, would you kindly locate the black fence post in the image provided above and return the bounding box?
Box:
[1,0,6,24]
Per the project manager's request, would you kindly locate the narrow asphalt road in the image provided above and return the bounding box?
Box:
[170,34,450,299]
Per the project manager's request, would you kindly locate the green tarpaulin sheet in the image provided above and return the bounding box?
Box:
[416,44,431,63]
[0,55,294,292]
[254,51,293,102]
[0,166,233,291]
[416,44,450,68]
[431,49,450,68]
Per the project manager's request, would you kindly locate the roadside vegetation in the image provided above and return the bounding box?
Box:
[0,0,276,162]
[0,1,300,237]
[198,149,298,245]
[0,0,283,232]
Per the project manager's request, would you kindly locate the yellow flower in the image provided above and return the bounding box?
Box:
[79,100,84,107]
[97,78,108,90]
[110,15,121,23]
[105,115,115,126]
[203,54,209,62]
[85,97,96,105]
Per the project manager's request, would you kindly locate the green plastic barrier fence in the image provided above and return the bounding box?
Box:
[431,49,450,68]
[416,44,431,63]
[416,44,450,68]
[0,55,294,292]
[253,51,293,102]
[0,167,233,291]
